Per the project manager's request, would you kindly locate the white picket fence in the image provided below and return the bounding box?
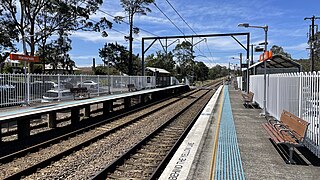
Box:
[249,72,320,158]
[0,73,158,106]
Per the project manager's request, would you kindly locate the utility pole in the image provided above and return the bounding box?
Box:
[239,53,242,76]
[305,15,320,72]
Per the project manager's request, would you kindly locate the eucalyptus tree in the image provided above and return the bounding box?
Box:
[145,51,175,73]
[0,0,112,72]
[116,0,154,75]
[270,45,292,58]
[99,42,141,75]
[173,41,195,77]
[0,9,19,72]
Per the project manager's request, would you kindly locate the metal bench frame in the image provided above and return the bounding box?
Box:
[262,110,309,163]
[241,91,254,108]
[127,84,137,92]
[70,87,90,100]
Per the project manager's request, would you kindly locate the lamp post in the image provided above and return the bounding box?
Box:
[232,54,248,92]
[238,23,268,116]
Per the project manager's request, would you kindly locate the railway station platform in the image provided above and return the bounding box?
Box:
[0,85,189,142]
[160,85,320,179]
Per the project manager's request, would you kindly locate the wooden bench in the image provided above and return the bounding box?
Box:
[241,91,254,108]
[70,87,90,100]
[262,110,309,163]
[127,84,137,92]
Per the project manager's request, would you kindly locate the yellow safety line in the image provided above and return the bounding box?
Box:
[209,87,224,180]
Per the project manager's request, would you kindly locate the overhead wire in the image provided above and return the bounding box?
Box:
[153,2,185,36]
[163,0,215,63]
[82,1,159,37]
[87,18,161,51]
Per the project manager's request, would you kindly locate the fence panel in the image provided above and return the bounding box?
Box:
[0,73,158,107]
[249,72,320,157]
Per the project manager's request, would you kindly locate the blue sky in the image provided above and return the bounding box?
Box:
[68,0,320,68]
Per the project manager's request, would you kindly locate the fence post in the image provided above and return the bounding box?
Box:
[58,74,61,101]
[110,75,113,94]
[277,74,280,118]
[298,72,302,118]
[27,73,30,104]
[97,75,100,96]
[80,74,83,87]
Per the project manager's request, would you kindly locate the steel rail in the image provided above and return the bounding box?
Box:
[91,87,215,179]
[2,89,199,180]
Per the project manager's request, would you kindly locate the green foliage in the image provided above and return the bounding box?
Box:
[99,42,141,75]
[0,0,111,72]
[0,7,19,73]
[173,41,195,78]
[194,61,209,82]
[270,45,292,58]
[94,65,120,75]
[294,58,320,72]
[2,64,13,73]
[208,65,228,80]
[145,51,175,73]
[37,29,75,74]
[33,64,43,74]
[118,0,154,75]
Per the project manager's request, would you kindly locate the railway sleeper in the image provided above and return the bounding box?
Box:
[136,150,166,156]
[131,156,162,161]
[146,143,173,147]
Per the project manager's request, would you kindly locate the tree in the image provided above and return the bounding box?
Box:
[194,61,209,82]
[173,41,195,78]
[0,0,111,72]
[99,42,141,75]
[38,29,74,74]
[0,8,19,72]
[117,0,154,75]
[314,32,320,62]
[270,45,292,58]
[145,51,175,73]
[208,65,228,79]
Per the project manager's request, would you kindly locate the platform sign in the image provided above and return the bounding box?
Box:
[10,53,39,62]
[241,63,248,68]
[259,51,272,62]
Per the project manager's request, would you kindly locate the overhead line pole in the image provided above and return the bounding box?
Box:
[304,15,320,72]
[141,32,250,76]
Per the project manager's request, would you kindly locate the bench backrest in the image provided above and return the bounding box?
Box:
[248,91,254,100]
[242,91,254,101]
[127,84,135,87]
[70,87,88,93]
[280,110,309,142]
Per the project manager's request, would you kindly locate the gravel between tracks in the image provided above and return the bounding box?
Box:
[0,90,198,179]
[21,90,207,180]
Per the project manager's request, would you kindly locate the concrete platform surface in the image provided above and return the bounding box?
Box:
[164,85,320,180]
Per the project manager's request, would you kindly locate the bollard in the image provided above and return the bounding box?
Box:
[71,108,80,124]
[84,105,90,118]
[48,112,57,128]
[17,119,31,140]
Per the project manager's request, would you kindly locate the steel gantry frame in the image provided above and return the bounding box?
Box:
[141,32,250,91]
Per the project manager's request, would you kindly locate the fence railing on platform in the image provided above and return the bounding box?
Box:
[249,72,320,158]
[0,73,158,107]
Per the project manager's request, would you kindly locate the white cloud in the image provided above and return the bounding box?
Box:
[285,43,308,51]
[71,31,105,42]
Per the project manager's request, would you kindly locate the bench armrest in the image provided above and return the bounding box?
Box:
[273,122,283,129]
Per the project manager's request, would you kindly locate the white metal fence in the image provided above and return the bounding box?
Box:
[0,73,159,106]
[249,72,320,158]
[236,77,242,90]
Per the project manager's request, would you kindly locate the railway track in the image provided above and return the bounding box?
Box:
[0,89,201,179]
[93,85,217,179]
[0,82,222,179]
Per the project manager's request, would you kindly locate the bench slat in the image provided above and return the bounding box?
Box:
[280,110,309,142]
[262,123,284,144]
